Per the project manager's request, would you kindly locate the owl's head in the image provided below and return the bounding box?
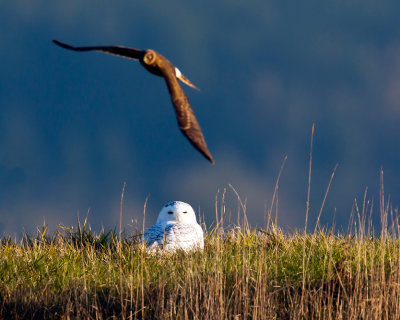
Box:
[156,201,198,224]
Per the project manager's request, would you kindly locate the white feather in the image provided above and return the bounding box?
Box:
[175,67,182,78]
[141,201,204,253]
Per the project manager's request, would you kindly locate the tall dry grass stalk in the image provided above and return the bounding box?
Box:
[0,177,399,319]
[1,138,399,319]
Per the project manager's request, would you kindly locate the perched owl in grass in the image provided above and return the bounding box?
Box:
[141,201,204,253]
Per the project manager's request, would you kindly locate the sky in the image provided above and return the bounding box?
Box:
[1,0,400,237]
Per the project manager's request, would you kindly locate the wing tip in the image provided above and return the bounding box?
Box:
[204,152,214,164]
[52,39,72,50]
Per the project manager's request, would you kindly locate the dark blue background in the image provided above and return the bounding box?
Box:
[1,1,399,236]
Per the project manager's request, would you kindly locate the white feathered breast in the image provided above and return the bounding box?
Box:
[141,201,204,253]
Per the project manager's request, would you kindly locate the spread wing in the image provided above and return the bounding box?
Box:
[53,39,214,163]
[53,40,144,61]
[159,59,214,163]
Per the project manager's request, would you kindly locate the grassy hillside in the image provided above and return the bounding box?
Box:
[1,206,400,319]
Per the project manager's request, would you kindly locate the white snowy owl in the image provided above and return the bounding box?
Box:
[141,201,204,253]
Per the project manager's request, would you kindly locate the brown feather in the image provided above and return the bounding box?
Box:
[157,57,214,163]
[53,40,143,61]
[53,40,214,163]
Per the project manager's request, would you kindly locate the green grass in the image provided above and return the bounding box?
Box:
[1,159,399,319]
[1,212,400,319]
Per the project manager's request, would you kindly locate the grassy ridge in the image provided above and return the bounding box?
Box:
[1,218,400,319]
[2,135,398,318]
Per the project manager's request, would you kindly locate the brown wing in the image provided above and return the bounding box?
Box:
[157,58,214,163]
[53,40,213,163]
[53,40,144,61]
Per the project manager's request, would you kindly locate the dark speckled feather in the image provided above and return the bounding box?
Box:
[142,222,203,252]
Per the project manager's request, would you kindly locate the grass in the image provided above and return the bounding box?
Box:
[1,129,399,319]
[1,189,400,319]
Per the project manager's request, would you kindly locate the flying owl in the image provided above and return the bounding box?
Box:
[141,201,204,253]
[52,40,214,163]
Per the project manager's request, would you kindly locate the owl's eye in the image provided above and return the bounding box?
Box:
[183,211,188,214]
[168,211,173,214]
